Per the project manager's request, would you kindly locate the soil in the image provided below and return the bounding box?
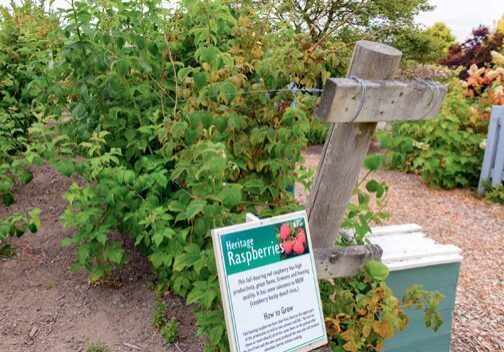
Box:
[0,164,201,352]
[1,146,503,352]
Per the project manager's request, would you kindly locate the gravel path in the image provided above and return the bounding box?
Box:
[299,146,504,352]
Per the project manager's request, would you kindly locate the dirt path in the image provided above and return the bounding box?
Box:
[0,164,200,352]
[1,148,503,352]
[299,146,504,352]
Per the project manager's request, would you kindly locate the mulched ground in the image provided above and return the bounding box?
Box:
[299,146,504,352]
[1,148,503,351]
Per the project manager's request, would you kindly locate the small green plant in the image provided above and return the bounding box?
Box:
[340,155,389,245]
[152,298,180,344]
[0,208,41,241]
[483,181,504,205]
[85,342,109,352]
[151,298,168,329]
[0,243,15,260]
[161,319,180,344]
[0,1,58,204]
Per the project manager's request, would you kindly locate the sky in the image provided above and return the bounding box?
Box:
[416,0,504,41]
[1,0,503,42]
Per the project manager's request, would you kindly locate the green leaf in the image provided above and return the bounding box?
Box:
[149,252,172,269]
[364,155,383,171]
[106,247,123,264]
[218,183,242,208]
[196,46,218,66]
[366,260,389,281]
[193,72,207,90]
[168,200,186,212]
[54,159,75,177]
[366,180,379,192]
[208,324,225,346]
[77,246,90,264]
[173,245,201,271]
[186,199,207,220]
[18,169,33,185]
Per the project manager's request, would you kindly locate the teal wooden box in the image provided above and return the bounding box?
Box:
[370,224,462,352]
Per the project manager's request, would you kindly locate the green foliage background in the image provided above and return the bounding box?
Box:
[0,0,452,350]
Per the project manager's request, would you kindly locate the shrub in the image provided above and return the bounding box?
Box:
[33,1,343,349]
[483,182,504,205]
[306,117,330,146]
[380,60,503,189]
[0,0,57,205]
[18,1,446,350]
[442,26,503,79]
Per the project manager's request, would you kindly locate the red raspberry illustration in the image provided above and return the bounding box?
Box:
[293,239,305,255]
[280,223,291,240]
[282,240,294,254]
[296,228,306,244]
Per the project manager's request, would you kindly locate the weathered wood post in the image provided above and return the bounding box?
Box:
[308,41,401,248]
[307,41,446,249]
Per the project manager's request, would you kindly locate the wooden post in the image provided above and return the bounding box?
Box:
[307,41,402,248]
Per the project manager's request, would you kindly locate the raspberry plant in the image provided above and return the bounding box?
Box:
[36,1,340,349]
[8,1,447,350]
[0,1,57,205]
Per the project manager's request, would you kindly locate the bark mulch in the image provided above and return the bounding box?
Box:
[298,146,504,352]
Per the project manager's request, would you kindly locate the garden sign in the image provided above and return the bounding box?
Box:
[212,211,328,352]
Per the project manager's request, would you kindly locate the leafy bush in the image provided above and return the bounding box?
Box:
[7,1,445,350]
[31,0,346,349]
[161,319,180,344]
[483,182,504,205]
[0,208,41,243]
[0,1,57,204]
[306,117,330,145]
[380,60,503,189]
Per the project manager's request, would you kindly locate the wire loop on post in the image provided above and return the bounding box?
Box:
[416,79,440,119]
[349,75,367,122]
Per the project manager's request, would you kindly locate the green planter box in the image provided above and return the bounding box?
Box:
[370,224,462,352]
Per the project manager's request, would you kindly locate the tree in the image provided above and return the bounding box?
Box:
[390,22,455,64]
[242,0,433,42]
[442,25,503,78]
[426,22,456,54]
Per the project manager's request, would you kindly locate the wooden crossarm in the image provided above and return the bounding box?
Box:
[316,78,447,123]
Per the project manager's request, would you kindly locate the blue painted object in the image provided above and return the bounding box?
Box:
[479,106,504,192]
[370,224,462,352]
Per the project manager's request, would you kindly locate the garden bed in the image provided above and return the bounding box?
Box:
[1,149,503,351]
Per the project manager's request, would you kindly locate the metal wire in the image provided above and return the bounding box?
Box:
[349,75,367,122]
[416,79,440,119]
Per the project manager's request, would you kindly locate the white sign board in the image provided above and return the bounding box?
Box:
[212,210,327,352]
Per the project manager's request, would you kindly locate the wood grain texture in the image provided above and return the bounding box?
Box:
[308,40,402,248]
[314,244,383,280]
[315,78,447,123]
